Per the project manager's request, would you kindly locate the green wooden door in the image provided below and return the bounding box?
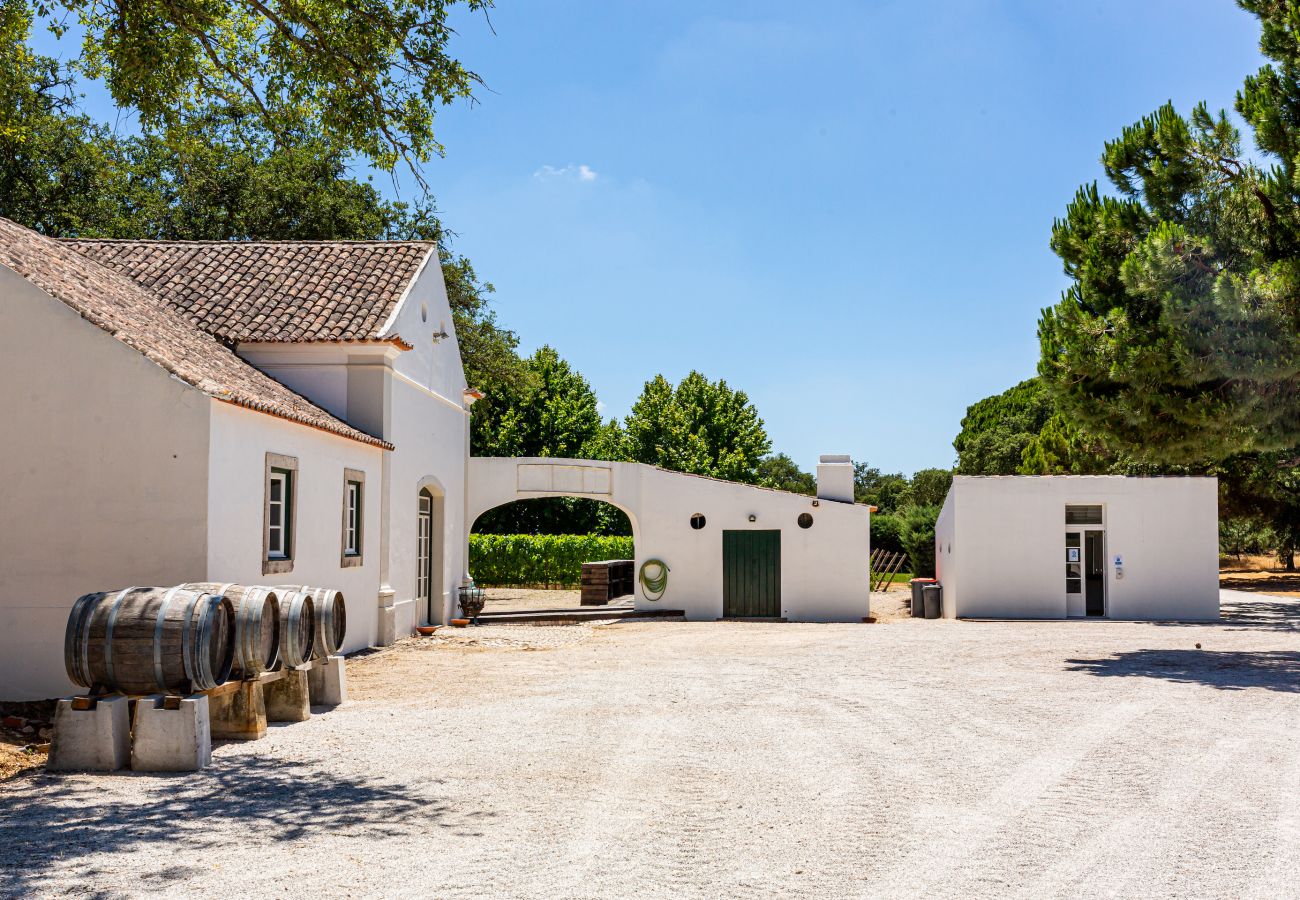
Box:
[723,530,782,618]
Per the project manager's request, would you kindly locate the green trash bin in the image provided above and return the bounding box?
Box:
[909,578,936,617]
[923,583,942,619]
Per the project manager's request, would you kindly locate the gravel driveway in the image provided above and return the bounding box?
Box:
[3,591,1299,899]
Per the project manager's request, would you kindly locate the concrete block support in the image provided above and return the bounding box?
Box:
[132,695,212,772]
[47,696,131,772]
[264,667,311,722]
[209,680,268,741]
[377,605,396,646]
[308,655,348,707]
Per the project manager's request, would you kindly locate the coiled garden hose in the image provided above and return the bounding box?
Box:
[638,559,670,601]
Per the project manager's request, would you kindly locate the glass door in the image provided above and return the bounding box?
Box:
[1065,531,1084,617]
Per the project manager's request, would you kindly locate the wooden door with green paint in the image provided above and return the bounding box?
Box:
[723,530,781,618]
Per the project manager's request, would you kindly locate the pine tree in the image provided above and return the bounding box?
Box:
[1038,5,1300,466]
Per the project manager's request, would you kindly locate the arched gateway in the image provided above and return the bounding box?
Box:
[466,457,872,623]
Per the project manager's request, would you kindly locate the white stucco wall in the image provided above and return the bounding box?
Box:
[237,258,471,634]
[468,458,872,622]
[378,262,471,631]
[934,490,957,605]
[0,267,211,700]
[938,476,1219,621]
[206,401,384,652]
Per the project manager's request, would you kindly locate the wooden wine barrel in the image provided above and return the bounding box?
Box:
[303,587,346,657]
[179,583,280,677]
[64,587,235,694]
[273,588,317,668]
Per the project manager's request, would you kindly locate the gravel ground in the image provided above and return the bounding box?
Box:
[3,591,1299,899]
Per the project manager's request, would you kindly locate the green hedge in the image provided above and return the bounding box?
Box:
[469,534,635,587]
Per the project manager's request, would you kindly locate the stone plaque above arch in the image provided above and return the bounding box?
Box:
[517,463,612,495]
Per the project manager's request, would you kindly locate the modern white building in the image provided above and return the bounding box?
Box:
[934,476,1219,621]
[469,455,872,622]
[0,218,472,700]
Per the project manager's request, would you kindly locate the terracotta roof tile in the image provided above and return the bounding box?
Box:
[63,238,435,345]
[0,218,392,449]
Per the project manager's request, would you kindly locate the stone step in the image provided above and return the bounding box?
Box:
[474,608,685,626]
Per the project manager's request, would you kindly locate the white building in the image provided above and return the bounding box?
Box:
[0,217,876,701]
[0,219,471,700]
[469,455,871,622]
[934,476,1219,621]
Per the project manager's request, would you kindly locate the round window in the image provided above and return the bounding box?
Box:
[689,513,706,530]
[797,512,814,529]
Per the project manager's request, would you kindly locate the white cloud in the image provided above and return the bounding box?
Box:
[534,163,599,182]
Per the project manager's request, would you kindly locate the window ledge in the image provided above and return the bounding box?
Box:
[263,558,295,576]
[340,553,364,569]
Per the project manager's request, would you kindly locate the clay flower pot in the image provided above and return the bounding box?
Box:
[451,618,471,628]
[415,625,439,636]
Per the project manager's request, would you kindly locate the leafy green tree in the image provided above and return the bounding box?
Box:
[1018,414,1113,476]
[0,23,523,404]
[5,0,491,171]
[471,346,629,536]
[756,453,816,495]
[870,513,906,557]
[953,379,1056,475]
[852,463,910,512]
[1038,4,1300,465]
[1218,451,1300,570]
[623,372,771,482]
[898,505,939,578]
[908,468,954,508]
[471,346,614,459]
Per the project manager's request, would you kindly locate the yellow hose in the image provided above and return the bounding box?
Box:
[638,559,670,601]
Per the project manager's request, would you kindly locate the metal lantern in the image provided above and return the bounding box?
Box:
[458,584,486,623]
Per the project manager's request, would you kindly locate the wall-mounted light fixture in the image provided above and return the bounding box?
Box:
[432,328,450,342]
[748,514,757,523]
[811,500,820,507]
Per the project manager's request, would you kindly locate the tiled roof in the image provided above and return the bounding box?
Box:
[63,238,435,345]
[0,218,393,449]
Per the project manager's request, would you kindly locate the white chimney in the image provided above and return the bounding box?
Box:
[816,454,854,503]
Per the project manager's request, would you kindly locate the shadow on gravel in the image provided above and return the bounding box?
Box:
[1152,592,1300,633]
[1065,649,1300,693]
[0,755,491,896]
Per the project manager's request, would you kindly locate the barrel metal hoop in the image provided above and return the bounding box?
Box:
[102,587,139,688]
[193,594,219,690]
[216,583,245,669]
[180,589,203,688]
[152,586,184,693]
[64,593,99,686]
[288,591,305,667]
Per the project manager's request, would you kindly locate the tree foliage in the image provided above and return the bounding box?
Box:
[471,346,628,535]
[0,22,523,403]
[953,379,1056,475]
[852,463,911,513]
[6,0,491,172]
[468,534,634,587]
[898,505,939,579]
[756,453,816,495]
[623,372,771,482]
[1038,4,1300,465]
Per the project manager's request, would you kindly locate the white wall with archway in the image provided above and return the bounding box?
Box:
[468,458,871,621]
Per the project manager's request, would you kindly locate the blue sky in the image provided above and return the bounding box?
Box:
[37,1,1266,474]
[417,0,1264,474]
